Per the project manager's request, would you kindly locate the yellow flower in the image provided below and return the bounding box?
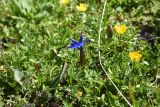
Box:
[60,0,70,5]
[129,51,142,62]
[76,3,88,12]
[0,65,6,72]
[76,90,83,97]
[114,25,127,34]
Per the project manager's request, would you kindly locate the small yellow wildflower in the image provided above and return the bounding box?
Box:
[129,51,142,62]
[76,90,83,97]
[114,25,127,34]
[76,3,88,12]
[60,0,70,5]
[0,65,6,72]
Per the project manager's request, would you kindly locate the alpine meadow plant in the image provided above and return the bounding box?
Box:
[129,51,142,62]
[97,0,133,106]
[114,24,127,34]
[60,0,70,5]
[76,3,88,12]
[0,0,160,106]
[69,34,89,65]
[76,90,83,97]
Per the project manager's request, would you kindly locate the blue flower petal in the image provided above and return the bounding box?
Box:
[69,35,89,49]
[84,38,90,44]
[78,43,84,47]
[69,43,84,49]
[69,44,80,49]
[71,39,78,45]
[79,35,83,43]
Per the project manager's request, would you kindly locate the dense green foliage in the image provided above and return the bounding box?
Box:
[0,0,160,106]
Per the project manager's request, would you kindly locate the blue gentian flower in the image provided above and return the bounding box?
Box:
[69,35,89,49]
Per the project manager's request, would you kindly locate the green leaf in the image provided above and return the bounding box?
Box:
[13,69,27,86]
[10,0,34,19]
[60,61,68,81]
[51,74,60,88]
[51,61,68,88]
